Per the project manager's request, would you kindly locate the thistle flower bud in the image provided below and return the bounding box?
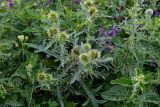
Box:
[25,36,29,41]
[88,6,97,17]
[83,43,91,51]
[71,46,80,56]
[58,31,69,43]
[48,11,59,22]
[46,74,53,81]
[145,9,153,16]
[79,53,90,64]
[48,27,59,38]
[89,50,101,60]
[26,64,32,71]
[17,35,25,42]
[84,0,94,8]
[37,72,47,82]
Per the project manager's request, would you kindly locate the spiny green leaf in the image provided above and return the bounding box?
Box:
[81,81,99,107]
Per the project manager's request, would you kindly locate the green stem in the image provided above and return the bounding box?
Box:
[60,44,64,67]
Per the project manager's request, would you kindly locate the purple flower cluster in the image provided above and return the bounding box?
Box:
[73,0,81,4]
[153,9,160,16]
[98,26,119,52]
[98,26,118,37]
[7,0,14,7]
[98,28,107,36]
[105,41,112,52]
[108,26,118,36]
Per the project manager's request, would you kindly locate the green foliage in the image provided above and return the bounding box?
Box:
[0,0,160,106]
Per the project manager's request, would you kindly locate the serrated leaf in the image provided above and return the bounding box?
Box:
[111,77,132,87]
[101,86,128,101]
[140,92,160,104]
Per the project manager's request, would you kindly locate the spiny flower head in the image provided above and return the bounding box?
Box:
[71,46,80,56]
[83,43,91,51]
[58,31,69,43]
[89,50,101,60]
[46,74,53,81]
[48,27,59,38]
[88,6,97,17]
[145,9,153,16]
[37,72,47,82]
[84,0,94,8]
[79,53,90,64]
[48,11,59,22]
[37,72,53,82]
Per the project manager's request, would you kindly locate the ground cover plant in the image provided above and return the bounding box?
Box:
[0,0,160,107]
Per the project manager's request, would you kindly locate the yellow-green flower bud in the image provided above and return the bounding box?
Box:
[25,36,29,41]
[71,46,80,56]
[89,50,101,60]
[46,74,53,81]
[84,0,94,8]
[58,31,69,43]
[48,27,59,38]
[88,6,97,17]
[48,11,59,23]
[37,72,47,82]
[17,35,25,42]
[26,64,32,71]
[79,53,90,64]
[83,43,91,51]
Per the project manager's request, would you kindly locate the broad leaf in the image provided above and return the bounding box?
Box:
[140,92,160,104]
[101,86,128,101]
[111,77,132,87]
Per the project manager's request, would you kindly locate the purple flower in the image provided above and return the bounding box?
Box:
[73,0,81,4]
[105,41,111,46]
[46,0,52,6]
[98,28,107,36]
[150,60,158,70]
[105,41,112,52]
[108,26,118,36]
[153,9,160,16]
[47,0,52,3]
[7,0,14,7]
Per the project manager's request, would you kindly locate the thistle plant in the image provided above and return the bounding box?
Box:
[0,0,160,107]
